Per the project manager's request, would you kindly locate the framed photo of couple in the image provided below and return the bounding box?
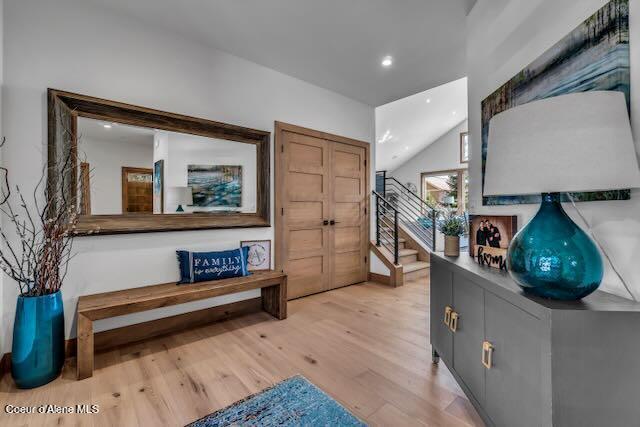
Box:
[468,215,517,271]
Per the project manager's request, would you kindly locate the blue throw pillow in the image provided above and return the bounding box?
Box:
[176,247,250,284]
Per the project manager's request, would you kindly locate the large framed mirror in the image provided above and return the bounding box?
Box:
[48,89,270,235]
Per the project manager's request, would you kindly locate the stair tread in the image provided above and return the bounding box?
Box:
[371,242,416,265]
[403,261,430,273]
[376,235,406,244]
[399,248,418,256]
[379,231,405,240]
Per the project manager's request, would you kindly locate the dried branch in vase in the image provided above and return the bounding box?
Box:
[0,133,90,296]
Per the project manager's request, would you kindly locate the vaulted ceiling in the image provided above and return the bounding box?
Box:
[376,77,468,171]
[86,0,475,106]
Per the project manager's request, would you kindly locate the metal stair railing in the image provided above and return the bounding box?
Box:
[373,190,399,265]
[382,176,438,251]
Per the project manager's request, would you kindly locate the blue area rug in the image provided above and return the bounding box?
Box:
[187,375,366,427]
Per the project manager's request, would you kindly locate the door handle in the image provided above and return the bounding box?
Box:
[482,341,494,369]
[323,220,329,226]
[330,220,339,225]
[449,312,459,332]
[444,306,452,327]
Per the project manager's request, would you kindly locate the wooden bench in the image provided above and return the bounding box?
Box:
[76,270,287,379]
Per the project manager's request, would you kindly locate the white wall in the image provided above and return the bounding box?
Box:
[1,0,374,353]
[390,119,468,192]
[79,136,154,215]
[369,250,391,276]
[467,0,640,299]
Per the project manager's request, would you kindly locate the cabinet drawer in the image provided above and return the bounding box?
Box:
[484,292,545,427]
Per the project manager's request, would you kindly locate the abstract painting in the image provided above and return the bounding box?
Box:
[188,165,242,207]
[153,159,164,214]
[482,0,630,205]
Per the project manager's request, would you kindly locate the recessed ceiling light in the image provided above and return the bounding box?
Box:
[381,56,393,67]
[426,98,431,104]
[404,146,409,151]
[103,124,112,129]
[452,111,457,115]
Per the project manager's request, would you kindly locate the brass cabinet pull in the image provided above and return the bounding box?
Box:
[444,306,453,327]
[482,341,494,369]
[449,312,459,332]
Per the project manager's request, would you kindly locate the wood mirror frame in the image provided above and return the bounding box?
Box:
[48,89,270,235]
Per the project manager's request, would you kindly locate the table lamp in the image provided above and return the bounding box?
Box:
[484,91,640,300]
[170,186,193,212]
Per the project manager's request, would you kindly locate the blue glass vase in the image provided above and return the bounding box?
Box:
[12,291,65,389]
[508,193,603,300]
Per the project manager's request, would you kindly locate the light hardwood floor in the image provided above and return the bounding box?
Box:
[0,274,483,427]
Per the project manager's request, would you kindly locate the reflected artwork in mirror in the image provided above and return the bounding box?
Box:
[48,89,270,235]
[188,165,243,209]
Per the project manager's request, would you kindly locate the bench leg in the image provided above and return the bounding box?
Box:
[77,313,94,380]
[262,277,287,320]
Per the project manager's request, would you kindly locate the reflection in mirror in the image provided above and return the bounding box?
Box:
[77,117,258,216]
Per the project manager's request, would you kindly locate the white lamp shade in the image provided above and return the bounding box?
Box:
[169,186,193,205]
[484,91,640,196]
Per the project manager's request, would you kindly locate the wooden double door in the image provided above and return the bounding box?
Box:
[276,123,369,300]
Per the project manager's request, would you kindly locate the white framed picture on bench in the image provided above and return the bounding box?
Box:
[241,240,271,271]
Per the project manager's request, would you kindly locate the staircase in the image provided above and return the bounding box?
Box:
[371,175,438,286]
[376,172,438,251]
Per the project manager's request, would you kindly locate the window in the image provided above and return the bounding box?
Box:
[460,132,469,163]
[421,169,468,214]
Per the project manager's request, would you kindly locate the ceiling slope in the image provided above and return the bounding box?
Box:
[85,0,470,106]
[376,77,468,171]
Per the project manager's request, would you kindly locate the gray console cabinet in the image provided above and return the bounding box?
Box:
[430,253,640,427]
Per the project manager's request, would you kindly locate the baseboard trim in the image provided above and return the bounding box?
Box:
[0,297,262,379]
[368,272,391,285]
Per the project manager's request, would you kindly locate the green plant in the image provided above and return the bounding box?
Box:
[438,212,466,237]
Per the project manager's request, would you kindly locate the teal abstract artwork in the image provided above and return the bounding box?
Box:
[188,165,242,208]
[481,0,630,205]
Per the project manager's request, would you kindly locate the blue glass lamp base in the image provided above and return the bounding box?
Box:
[507,193,603,300]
